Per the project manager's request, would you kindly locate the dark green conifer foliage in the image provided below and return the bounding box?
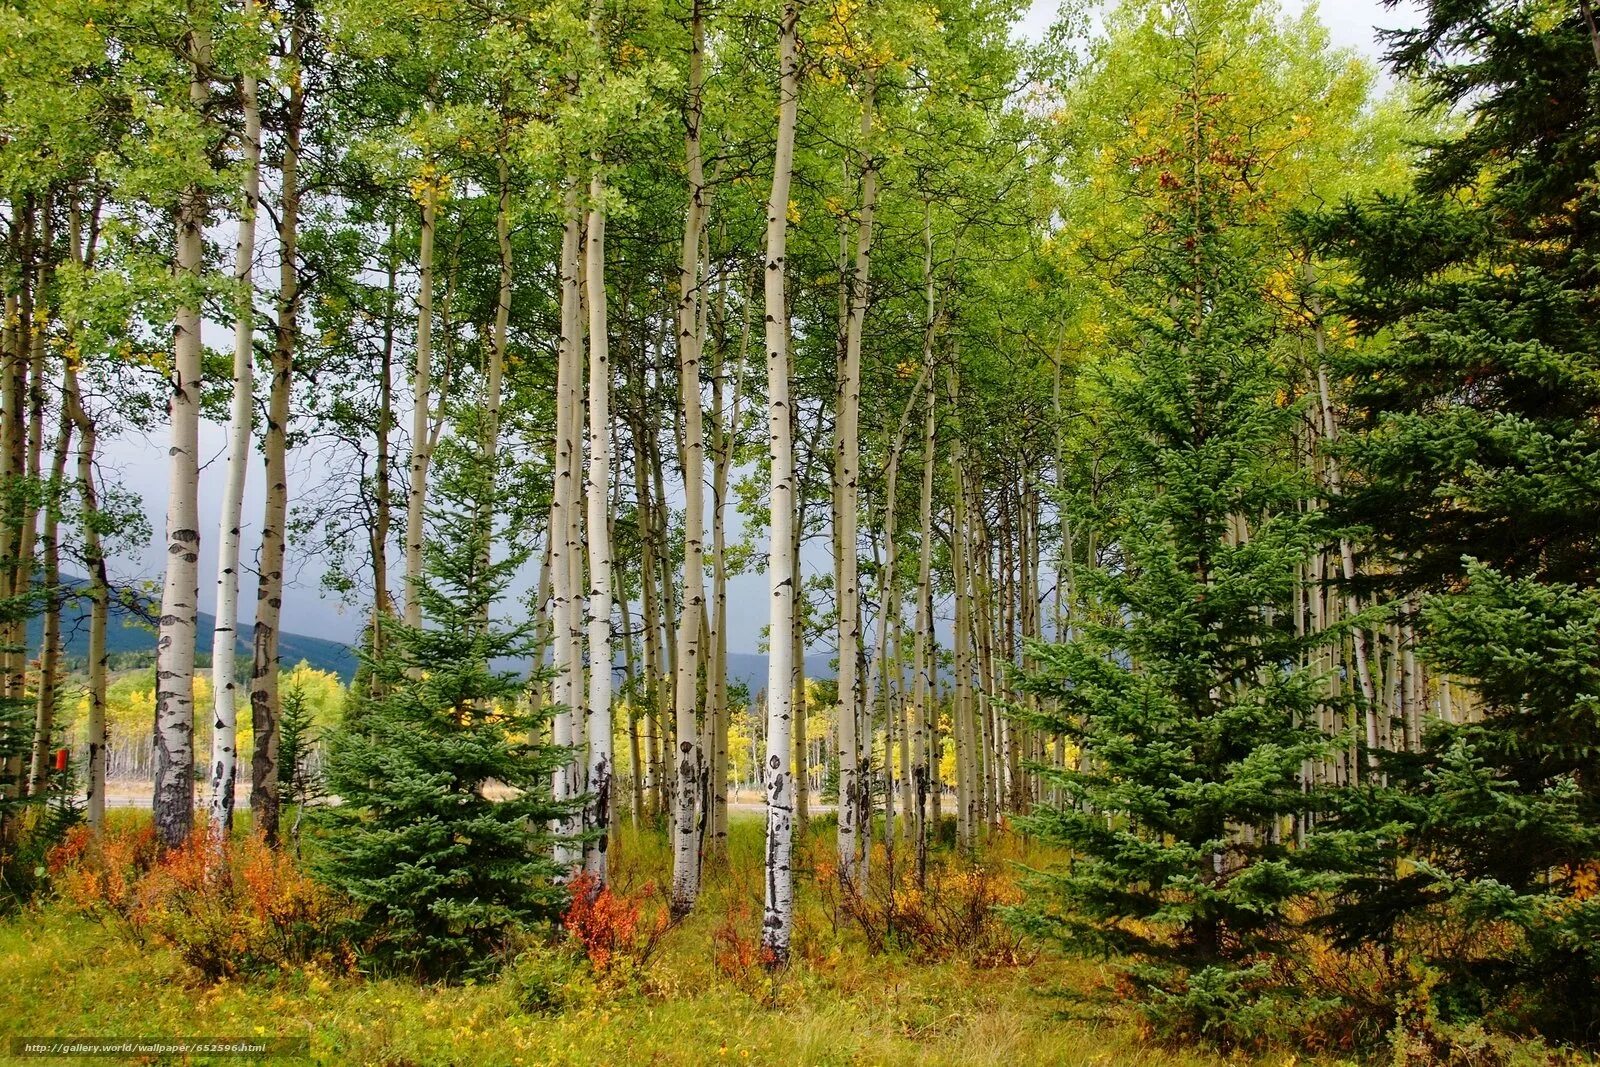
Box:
[0,581,42,840]
[1015,74,1337,1045]
[315,440,572,980]
[1299,2,1600,1038]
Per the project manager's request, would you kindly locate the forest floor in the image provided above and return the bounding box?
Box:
[0,813,1359,1067]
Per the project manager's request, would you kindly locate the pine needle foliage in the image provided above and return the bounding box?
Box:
[1014,45,1340,1046]
[1298,1,1600,1041]
[314,440,573,981]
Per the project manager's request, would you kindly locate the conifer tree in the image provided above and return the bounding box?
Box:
[1299,1,1600,1035]
[315,439,571,980]
[1017,37,1336,1041]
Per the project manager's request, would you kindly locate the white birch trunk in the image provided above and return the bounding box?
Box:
[153,30,208,848]
[910,386,936,882]
[834,79,876,888]
[910,205,939,878]
[402,169,437,629]
[551,183,583,870]
[583,178,615,884]
[709,276,750,854]
[761,0,802,967]
[670,0,709,917]
[866,365,927,847]
[250,32,300,843]
[66,360,108,831]
[209,37,260,832]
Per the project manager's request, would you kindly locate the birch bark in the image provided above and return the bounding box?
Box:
[251,29,301,843]
[584,177,615,883]
[209,33,260,830]
[834,78,877,887]
[761,0,803,966]
[153,24,210,848]
[670,0,708,915]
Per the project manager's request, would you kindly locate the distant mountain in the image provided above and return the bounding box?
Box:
[26,575,359,681]
[27,576,842,692]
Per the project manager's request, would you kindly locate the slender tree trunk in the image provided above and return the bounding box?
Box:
[551,181,583,869]
[910,385,936,883]
[25,200,61,799]
[761,0,803,967]
[670,0,709,916]
[66,362,108,831]
[209,40,261,831]
[0,220,23,819]
[868,365,925,849]
[618,560,644,828]
[834,76,877,888]
[61,198,108,829]
[371,222,396,669]
[584,176,615,884]
[708,273,746,856]
[792,518,808,825]
[154,28,210,848]
[530,536,552,712]
[27,404,70,797]
[251,31,301,845]
[631,370,665,818]
[949,380,976,853]
[477,132,512,622]
[0,205,32,821]
[16,200,49,795]
[403,166,437,630]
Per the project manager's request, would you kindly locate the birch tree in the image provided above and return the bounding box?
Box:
[251,11,305,844]
[833,72,877,889]
[209,6,262,831]
[152,15,213,849]
[583,173,614,883]
[669,0,709,917]
[760,0,803,967]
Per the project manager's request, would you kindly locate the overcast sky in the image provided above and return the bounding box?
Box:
[107,0,1423,652]
[1016,0,1421,54]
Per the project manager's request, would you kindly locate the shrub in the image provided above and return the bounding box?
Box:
[54,827,352,980]
[827,844,1035,967]
[2,770,87,914]
[562,872,671,974]
[53,824,161,943]
[506,942,594,1015]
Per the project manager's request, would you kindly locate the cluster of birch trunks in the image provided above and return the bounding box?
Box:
[0,0,1478,977]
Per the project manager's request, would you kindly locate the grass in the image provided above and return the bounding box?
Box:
[0,812,1349,1066]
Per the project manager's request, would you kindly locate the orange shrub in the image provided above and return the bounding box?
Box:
[53,828,352,981]
[562,873,670,974]
[53,824,161,944]
[711,897,761,978]
[824,845,1036,967]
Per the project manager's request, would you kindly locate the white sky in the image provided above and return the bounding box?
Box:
[1017,0,1421,52]
[108,0,1423,650]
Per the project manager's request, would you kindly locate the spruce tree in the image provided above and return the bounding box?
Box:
[315,439,572,980]
[1298,1,1600,1038]
[1016,61,1336,1044]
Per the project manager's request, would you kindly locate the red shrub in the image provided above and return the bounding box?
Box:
[563,873,670,973]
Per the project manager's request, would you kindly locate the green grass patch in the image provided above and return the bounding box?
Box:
[1,814,1363,1066]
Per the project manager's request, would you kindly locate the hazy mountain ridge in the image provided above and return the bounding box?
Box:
[27,575,359,680]
[31,576,835,690]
